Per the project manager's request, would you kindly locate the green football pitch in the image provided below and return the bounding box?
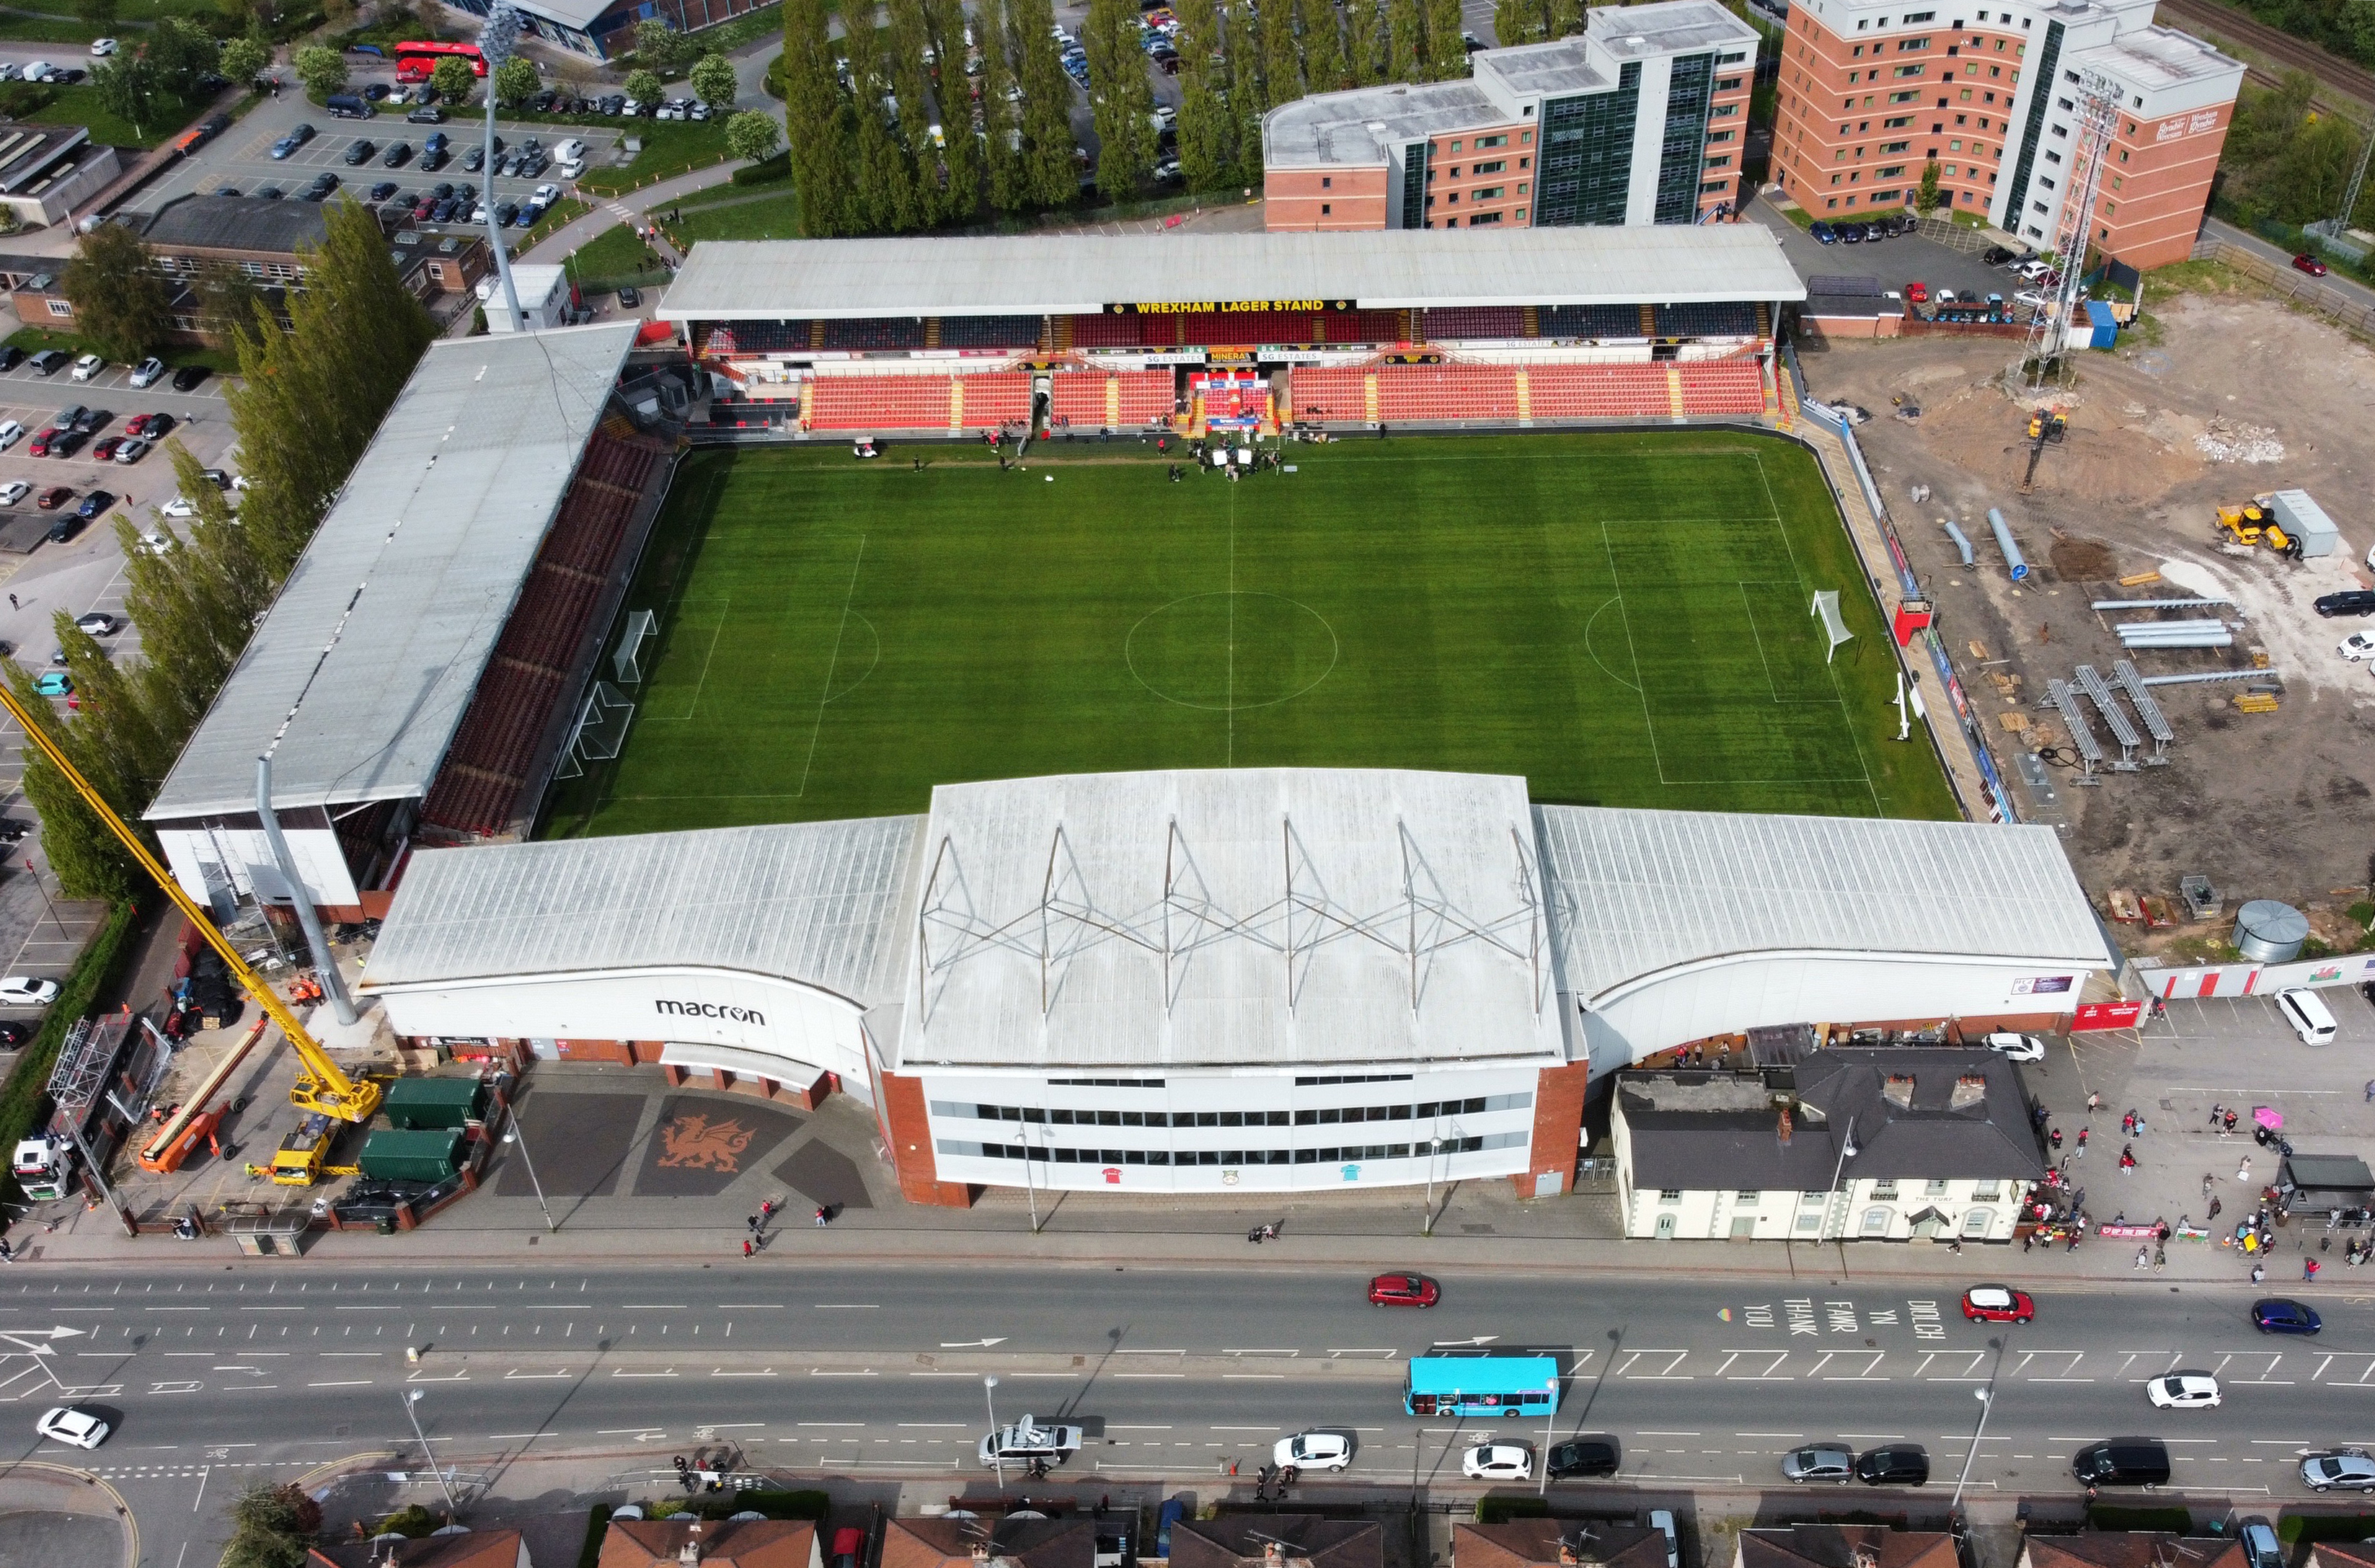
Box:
[539,430,1960,838]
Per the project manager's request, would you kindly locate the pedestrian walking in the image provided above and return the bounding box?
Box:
[2252,1262,2267,1284]
[741,1239,753,1258]
[0,1237,12,1263]
[2204,1171,2216,1198]
[2239,1156,2252,1184]
[2211,1102,2225,1127]
[815,1205,829,1226]
[2364,1077,2375,1103]
[2123,1111,2136,1137]
[2154,1246,2166,1272]
[2119,1145,2137,1174]
[2307,1257,2322,1282]
[2133,1246,2150,1270]
[6,593,14,611]
[2022,1232,2033,1253]
[2224,1108,2239,1133]
[2087,1091,2103,1113]
[2077,1127,2089,1149]
[2135,1115,2147,1137]
[747,1214,761,1234]
[2209,1195,2223,1221]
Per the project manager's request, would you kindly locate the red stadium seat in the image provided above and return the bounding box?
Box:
[808,375,956,430]
[1374,365,1518,422]
[1284,367,1367,422]
[1524,364,1671,420]
[959,372,1034,425]
[1677,360,1766,415]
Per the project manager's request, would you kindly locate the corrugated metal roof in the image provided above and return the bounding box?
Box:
[1535,806,2108,1004]
[660,228,1807,321]
[146,322,640,821]
[901,769,1565,1071]
[359,817,926,1006]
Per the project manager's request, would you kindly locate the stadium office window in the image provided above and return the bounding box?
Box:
[1469,211,1503,224]
[1321,177,1331,188]
[1320,205,1330,215]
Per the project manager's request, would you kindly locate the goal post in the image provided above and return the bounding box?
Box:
[1810,590,1854,663]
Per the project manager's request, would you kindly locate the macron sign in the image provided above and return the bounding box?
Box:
[655,998,767,1027]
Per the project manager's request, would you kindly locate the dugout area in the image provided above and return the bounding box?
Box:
[536,428,1960,843]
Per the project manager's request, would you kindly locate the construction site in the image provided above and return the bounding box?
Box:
[1795,273,2375,938]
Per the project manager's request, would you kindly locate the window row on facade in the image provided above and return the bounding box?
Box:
[929,1092,1534,1128]
[939,1131,1528,1166]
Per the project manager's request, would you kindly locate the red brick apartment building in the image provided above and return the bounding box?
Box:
[1769,0,2241,267]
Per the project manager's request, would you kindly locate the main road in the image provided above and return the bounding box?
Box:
[6,1261,2373,1501]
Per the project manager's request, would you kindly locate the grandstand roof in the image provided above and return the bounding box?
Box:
[898,769,1565,1073]
[661,229,1807,320]
[146,322,640,823]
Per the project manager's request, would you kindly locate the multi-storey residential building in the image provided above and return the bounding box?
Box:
[1263,0,1760,231]
[1769,0,2242,267]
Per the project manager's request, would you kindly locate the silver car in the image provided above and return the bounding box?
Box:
[1783,1443,1854,1483]
[2302,1448,2375,1493]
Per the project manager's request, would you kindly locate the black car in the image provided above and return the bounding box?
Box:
[407,105,446,125]
[1545,1438,1621,1479]
[76,490,114,521]
[344,138,376,164]
[419,147,448,172]
[0,819,30,844]
[617,285,642,308]
[368,180,399,201]
[493,200,520,226]
[304,172,341,200]
[215,185,243,197]
[461,145,487,172]
[44,514,81,544]
[382,141,412,167]
[0,1019,29,1047]
[47,430,86,458]
[1855,1445,1930,1486]
[70,408,107,433]
[255,184,284,199]
[2315,590,2375,618]
[171,366,209,392]
[1983,245,2016,265]
[27,349,66,376]
[363,81,390,101]
[0,346,22,371]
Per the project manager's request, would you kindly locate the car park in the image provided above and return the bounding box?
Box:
[0,480,25,505]
[2146,1371,2221,1409]
[1273,1431,1351,1471]
[112,437,149,465]
[2302,1448,2375,1493]
[74,612,118,635]
[71,353,103,381]
[1368,1272,1439,1306]
[1546,1438,1620,1479]
[1963,1285,2033,1324]
[35,1405,107,1447]
[171,366,209,392]
[2253,1296,2322,1334]
[1983,1032,2046,1061]
[1783,1444,1853,1483]
[2318,590,2375,617]
[0,975,61,1005]
[2294,252,2329,277]
[128,355,166,388]
[1462,1442,1533,1481]
[76,490,113,521]
[1855,1445,1929,1486]
[35,487,71,509]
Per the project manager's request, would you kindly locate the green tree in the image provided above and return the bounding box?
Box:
[1258,0,1300,105]
[781,0,856,235]
[853,84,922,230]
[622,66,660,109]
[91,53,161,137]
[1425,0,1464,78]
[114,447,275,749]
[976,0,1028,211]
[1386,0,1422,82]
[885,0,942,217]
[147,17,220,96]
[1346,0,1385,85]
[1300,0,1348,94]
[1,675,134,903]
[1014,0,1079,208]
[431,55,477,107]
[494,56,539,110]
[1175,0,1234,190]
[76,0,116,32]
[62,220,172,364]
[1917,157,1942,212]
[1086,0,1156,198]
[194,260,267,342]
[219,36,270,87]
[1492,0,1540,45]
[228,200,435,579]
[292,43,346,101]
[634,17,689,79]
[924,0,982,221]
[219,1482,318,1568]
[1548,0,1581,37]
[724,107,782,162]
[689,51,738,110]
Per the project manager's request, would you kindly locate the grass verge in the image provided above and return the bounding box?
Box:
[565,222,671,291]
[666,187,801,243]
[575,119,735,196]
[520,195,593,251]
[0,899,140,1212]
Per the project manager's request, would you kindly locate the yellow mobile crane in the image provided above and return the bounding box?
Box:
[0,681,384,1186]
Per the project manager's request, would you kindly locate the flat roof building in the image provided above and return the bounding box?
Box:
[1262,1,1761,231]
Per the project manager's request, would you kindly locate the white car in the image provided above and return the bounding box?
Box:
[89,37,116,56]
[136,529,176,555]
[532,182,563,207]
[128,355,166,388]
[1649,1513,1679,1568]
[158,495,198,519]
[2340,632,2375,662]
[0,976,61,1006]
[71,353,104,381]
[0,480,29,507]
[0,420,22,451]
[2014,289,2052,309]
[23,60,56,81]
[36,1406,110,1448]
[1461,1441,1534,1481]
[1273,1431,1352,1471]
[2146,1370,2221,1409]
[1983,1031,2046,1062]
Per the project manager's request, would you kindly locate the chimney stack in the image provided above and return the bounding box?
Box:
[679,1520,704,1568]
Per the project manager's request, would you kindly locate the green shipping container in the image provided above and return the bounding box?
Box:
[358,1128,465,1183]
[381,1076,487,1131]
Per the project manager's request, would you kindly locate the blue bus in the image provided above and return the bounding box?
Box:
[1403,1352,1560,1417]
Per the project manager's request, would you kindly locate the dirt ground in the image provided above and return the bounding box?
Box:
[1795,280,2375,929]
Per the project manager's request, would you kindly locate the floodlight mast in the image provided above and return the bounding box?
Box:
[2021,67,2123,391]
[477,3,528,333]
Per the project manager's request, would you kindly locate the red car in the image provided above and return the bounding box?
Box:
[1962,1285,2034,1324]
[35,486,72,510]
[89,436,124,461]
[1905,281,1929,303]
[2293,252,2329,278]
[27,428,58,457]
[1368,1272,1441,1308]
[123,412,174,438]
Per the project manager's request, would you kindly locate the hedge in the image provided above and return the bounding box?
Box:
[1476,1500,1553,1524]
[2089,1507,2193,1533]
[650,1492,831,1522]
[2279,1516,2375,1545]
[575,1505,614,1568]
[0,900,141,1211]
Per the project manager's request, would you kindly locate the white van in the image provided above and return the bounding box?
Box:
[554,137,586,164]
[2277,987,2338,1045]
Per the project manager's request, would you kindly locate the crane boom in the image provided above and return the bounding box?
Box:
[0,680,381,1125]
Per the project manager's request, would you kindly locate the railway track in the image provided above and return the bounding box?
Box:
[2154,0,2374,115]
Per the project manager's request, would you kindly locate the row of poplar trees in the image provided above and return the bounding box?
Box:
[7,201,439,902]
[782,0,1476,232]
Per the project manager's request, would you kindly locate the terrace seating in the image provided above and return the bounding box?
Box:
[1175,311,1312,346]
[1524,364,1671,420]
[1374,364,1518,422]
[807,374,954,430]
[957,371,1034,425]
[1677,360,1766,414]
[1652,301,1760,338]
[938,314,1045,350]
[702,320,812,356]
[817,316,927,351]
[1421,306,1523,340]
[1283,367,1368,422]
[1048,371,1110,425]
[1067,312,1144,349]
[1539,304,1646,339]
[420,665,564,837]
[1318,310,1402,345]
[1113,368,1177,425]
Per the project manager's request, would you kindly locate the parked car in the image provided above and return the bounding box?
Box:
[1273,1431,1351,1471]
[1855,1445,1930,1486]
[76,490,113,521]
[74,612,119,635]
[0,976,61,1005]
[407,105,446,124]
[419,147,448,172]
[1982,244,2017,265]
[2146,1371,2221,1409]
[462,145,487,172]
[368,179,399,201]
[0,480,27,506]
[27,428,58,457]
[2071,1438,2171,1489]
[1982,1032,2045,1061]
[2315,590,2375,618]
[128,355,166,388]
[1783,1445,1854,1483]
[2302,1448,2375,1493]
[48,430,86,458]
[1462,1442,1533,1481]
[1963,1285,2034,1324]
[35,486,72,509]
[1906,280,1929,302]
[0,347,20,372]
[494,200,520,226]
[171,366,209,391]
[89,435,123,461]
[0,420,19,452]
[304,172,341,200]
[112,437,149,465]
[344,138,376,164]
[35,1405,107,1447]
[89,36,116,55]
[2340,632,2375,662]
[68,407,104,433]
[2239,1521,2281,1568]
[255,185,283,200]
[270,123,316,158]
[158,495,199,519]
[71,353,103,381]
[27,349,66,376]
[382,141,413,167]
[1367,1272,1438,1307]
[1545,1438,1620,1479]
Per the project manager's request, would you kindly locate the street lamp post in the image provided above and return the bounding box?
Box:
[1821,1115,1860,1242]
[983,1375,1004,1487]
[403,1388,461,1519]
[1422,1136,1444,1237]
[1950,1383,1996,1512]
[502,1105,556,1233]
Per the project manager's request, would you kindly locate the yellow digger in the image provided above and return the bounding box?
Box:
[2214,501,2296,556]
